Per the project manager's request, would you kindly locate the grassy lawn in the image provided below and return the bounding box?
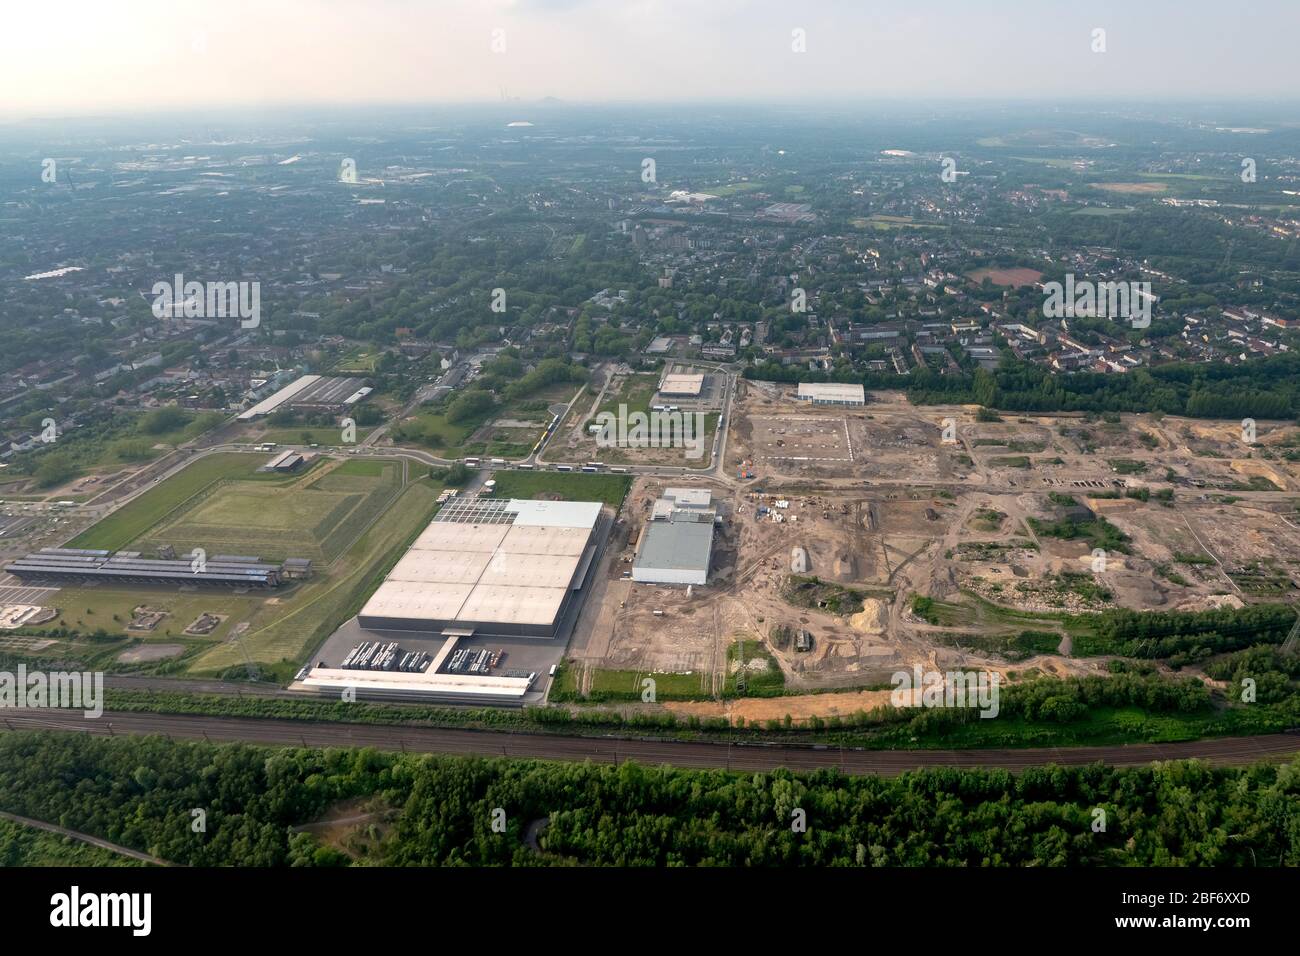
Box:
[7,410,225,489]
[592,374,658,423]
[498,381,578,420]
[485,471,632,509]
[723,639,785,697]
[330,347,382,373]
[392,409,481,455]
[705,181,765,197]
[136,458,403,564]
[189,476,443,678]
[552,662,712,701]
[69,453,302,551]
[31,587,264,644]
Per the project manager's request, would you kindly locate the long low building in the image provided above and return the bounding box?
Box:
[237,374,370,421]
[797,382,866,405]
[357,497,603,639]
[5,548,284,588]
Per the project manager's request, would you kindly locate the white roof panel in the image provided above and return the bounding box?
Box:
[498,524,591,557]
[476,551,582,589]
[412,521,511,553]
[506,499,602,529]
[456,584,569,626]
[386,549,493,585]
[359,580,473,621]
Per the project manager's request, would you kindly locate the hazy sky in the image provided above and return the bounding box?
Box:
[2,0,1297,117]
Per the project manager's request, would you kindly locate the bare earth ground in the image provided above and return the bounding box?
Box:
[564,381,1300,723]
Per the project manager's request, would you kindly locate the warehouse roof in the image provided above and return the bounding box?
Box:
[237,374,321,420]
[797,382,865,403]
[634,517,714,574]
[358,498,602,631]
[659,372,705,396]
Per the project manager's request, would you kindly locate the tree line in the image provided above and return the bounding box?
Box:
[0,732,1297,867]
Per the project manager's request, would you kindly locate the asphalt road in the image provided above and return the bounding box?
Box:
[3,710,1297,776]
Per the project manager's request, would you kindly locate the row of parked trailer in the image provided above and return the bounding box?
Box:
[463,458,627,474]
[341,641,431,673]
[447,647,503,675]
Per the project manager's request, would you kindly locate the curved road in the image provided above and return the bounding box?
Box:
[3,710,1297,776]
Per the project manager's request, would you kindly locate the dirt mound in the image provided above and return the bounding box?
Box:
[1175,593,1245,612]
[849,598,888,634]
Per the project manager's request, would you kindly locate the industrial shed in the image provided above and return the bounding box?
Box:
[357,498,602,638]
[796,382,866,405]
[631,488,716,586]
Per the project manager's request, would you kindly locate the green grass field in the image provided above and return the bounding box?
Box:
[135,458,403,563]
[30,587,263,644]
[69,454,303,551]
[486,471,632,509]
[68,454,400,564]
[190,475,444,677]
[394,409,480,454]
[552,663,712,701]
[592,374,658,422]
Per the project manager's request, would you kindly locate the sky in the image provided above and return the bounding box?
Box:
[1,0,1297,118]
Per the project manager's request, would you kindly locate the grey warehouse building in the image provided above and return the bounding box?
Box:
[632,488,716,586]
[357,497,603,639]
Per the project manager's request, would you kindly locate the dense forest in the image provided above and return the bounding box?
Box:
[0,732,1297,866]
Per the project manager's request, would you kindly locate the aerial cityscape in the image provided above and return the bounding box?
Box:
[0,0,1296,930]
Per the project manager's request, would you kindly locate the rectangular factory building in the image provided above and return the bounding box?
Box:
[237,374,371,421]
[632,488,716,586]
[357,497,602,638]
[796,382,866,405]
[658,372,705,398]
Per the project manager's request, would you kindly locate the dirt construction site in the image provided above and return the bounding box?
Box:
[564,381,1300,722]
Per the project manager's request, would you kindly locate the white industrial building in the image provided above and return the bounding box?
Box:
[632,488,716,586]
[658,372,705,398]
[796,382,866,406]
[358,497,602,638]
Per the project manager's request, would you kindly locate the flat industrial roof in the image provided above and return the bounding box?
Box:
[358,498,602,630]
[660,372,705,396]
[386,549,494,585]
[359,580,475,621]
[663,487,712,508]
[634,517,714,573]
[455,584,569,627]
[413,522,511,553]
[797,382,865,402]
[237,374,321,420]
[301,666,532,701]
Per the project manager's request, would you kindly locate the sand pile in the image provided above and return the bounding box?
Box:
[849,598,888,634]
